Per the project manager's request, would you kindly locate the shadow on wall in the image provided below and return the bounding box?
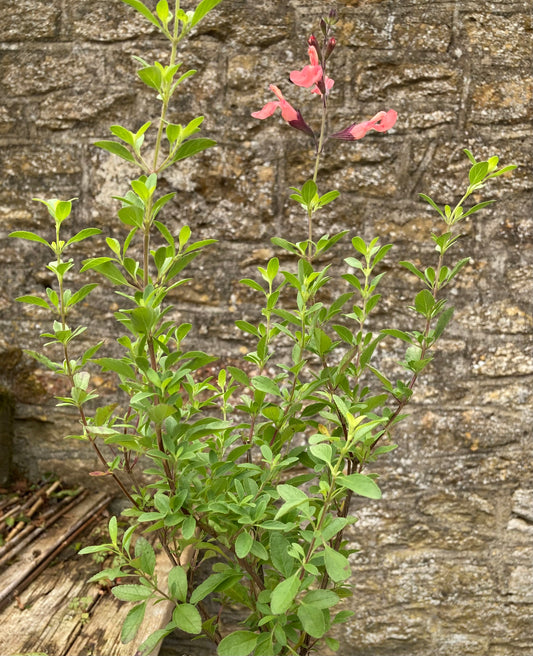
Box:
[0,385,14,486]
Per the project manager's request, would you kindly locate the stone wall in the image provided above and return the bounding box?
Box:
[0,1,532,654]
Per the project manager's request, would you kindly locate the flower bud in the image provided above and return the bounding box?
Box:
[320,18,328,36]
[325,37,336,61]
[316,77,326,96]
[307,34,322,61]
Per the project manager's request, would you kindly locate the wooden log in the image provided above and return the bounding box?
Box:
[0,503,22,532]
[1,533,174,656]
[0,491,112,611]
[0,547,106,655]
[0,492,180,656]
[4,481,61,542]
[0,488,86,566]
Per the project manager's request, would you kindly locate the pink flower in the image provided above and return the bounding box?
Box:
[252,84,299,122]
[290,44,335,97]
[290,46,323,88]
[330,110,398,140]
[252,84,314,138]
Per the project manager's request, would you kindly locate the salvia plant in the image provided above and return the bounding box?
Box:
[10,2,516,655]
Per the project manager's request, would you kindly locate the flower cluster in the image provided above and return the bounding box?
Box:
[252,19,397,146]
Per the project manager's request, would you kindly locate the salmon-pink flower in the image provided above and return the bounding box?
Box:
[252,84,299,122]
[252,84,314,137]
[290,46,323,88]
[330,109,398,140]
[290,45,335,97]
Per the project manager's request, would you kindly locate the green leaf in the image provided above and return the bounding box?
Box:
[153,193,176,222]
[252,375,281,397]
[112,584,152,602]
[96,357,135,379]
[373,243,393,265]
[463,148,477,165]
[459,200,495,220]
[95,140,135,163]
[68,283,98,307]
[24,349,60,372]
[190,571,242,604]
[121,603,146,644]
[66,227,102,246]
[16,295,50,310]
[469,161,489,185]
[270,573,300,614]
[414,289,435,317]
[351,236,368,256]
[182,116,205,139]
[156,0,170,24]
[235,531,254,558]
[135,537,156,576]
[297,603,326,638]
[419,193,445,219]
[227,366,249,386]
[137,626,175,656]
[271,237,300,255]
[32,197,74,222]
[182,514,196,540]
[235,320,260,337]
[190,0,223,28]
[93,261,129,286]
[118,205,143,228]
[266,256,279,282]
[109,515,118,545]
[9,230,50,248]
[337,473,382,499]
[302,589,339,609]
[269,533,294,577]
[88,567,124,583]
[381,328,413,344]
[138,65,162,92]
[172,138,216,163]
[487,164,517,179]
[277,484,308,504]
[253,632,275,656]
[239,278,264,293]
[217,631,258,656]
[78,544,111,555]
[300,179,317,206]
[172,69,197,90]
[110,124,135,147]
[325,636,340,651]
[121,0,162,29]
[400,260,426,283]
[434,306,454,339]
[250,540,268,562]
[172,604,202,634]
[310,443,332,464]
[318,189,340,207]
[333,609,355,624]
[168,565,188,603]
[324,545,351,582]
[447,257,470,282]
[320,517,349,543]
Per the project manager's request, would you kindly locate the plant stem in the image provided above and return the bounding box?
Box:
[307,93,328,259]
[312,95,328,184]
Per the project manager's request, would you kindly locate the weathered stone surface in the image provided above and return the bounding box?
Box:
[0,0,531,654]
